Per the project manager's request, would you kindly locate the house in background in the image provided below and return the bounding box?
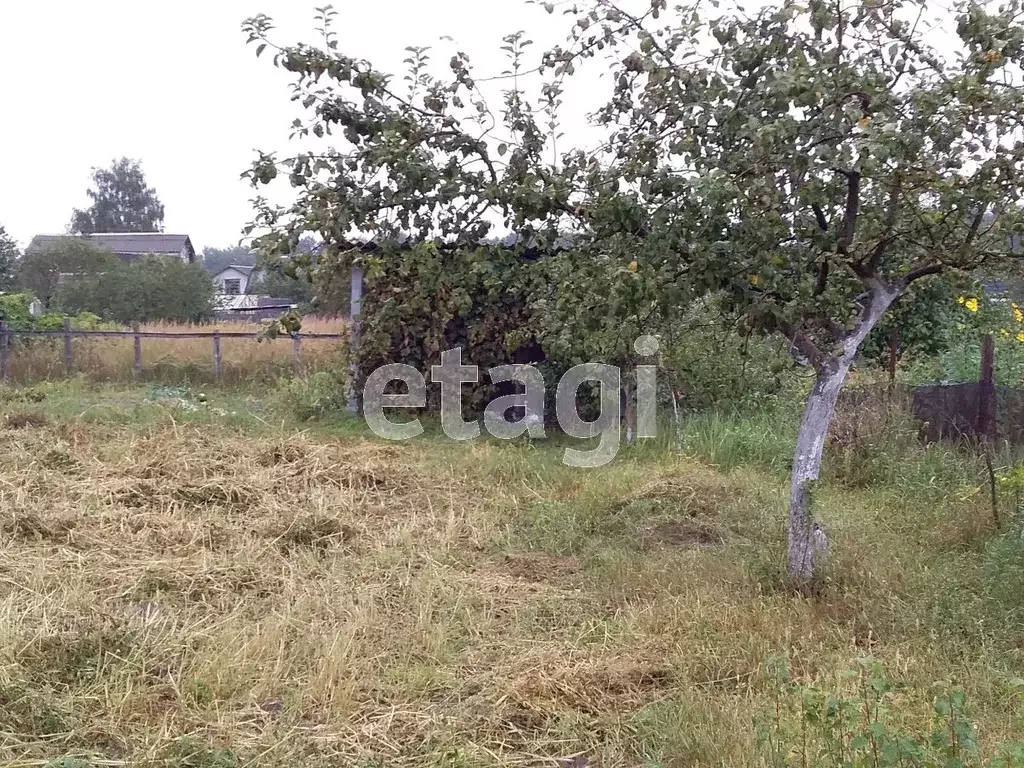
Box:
[28,233,197,264]
[211,264,297,321]
[213,264,257,296]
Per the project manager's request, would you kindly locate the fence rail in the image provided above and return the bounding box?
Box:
[0,320,345,382]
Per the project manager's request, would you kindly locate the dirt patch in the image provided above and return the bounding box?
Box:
[502,553,582,582]
[640,521,722,550]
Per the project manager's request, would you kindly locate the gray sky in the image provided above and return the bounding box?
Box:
[0,0,575,254]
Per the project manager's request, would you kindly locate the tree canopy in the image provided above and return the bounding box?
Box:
[70,157,165,235]
[0,225,19,293]
[242,0,1024,582]
[16,237,120,310]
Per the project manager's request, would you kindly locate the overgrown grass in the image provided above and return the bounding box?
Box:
[0,381,1021,766]
[2,317,347,387]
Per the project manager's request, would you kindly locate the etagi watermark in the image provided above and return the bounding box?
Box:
[361,335,660,467]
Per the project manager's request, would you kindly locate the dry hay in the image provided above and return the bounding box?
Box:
[0,417,819,767]
[617,462,738,518]
[4,410,49,429]
[496,648,674,717]
[0,417,551,765]
[502,552,582,582]
[637,520,723,550]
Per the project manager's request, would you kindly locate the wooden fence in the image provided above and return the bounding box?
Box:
[0,319,345,382]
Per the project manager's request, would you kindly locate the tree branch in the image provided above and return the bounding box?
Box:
[903,261,944,284]
[836,170,861,257]
[811,203,829,231]
[780,322,825,370]
[865,176,901,271]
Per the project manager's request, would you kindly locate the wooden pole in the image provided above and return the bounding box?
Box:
[977,333,997,443]
[887,326,899,392]
[212,331,222,381]
[62,318,72,376]
[132,322,142,380]
[346,264,364,413]
[0,321,9,381]
[292,333,302,369]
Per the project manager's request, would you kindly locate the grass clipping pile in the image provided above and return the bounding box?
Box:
[0,418,705,766]
[0,418,497,765]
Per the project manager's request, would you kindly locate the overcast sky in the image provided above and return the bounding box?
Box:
[0,0,584,254]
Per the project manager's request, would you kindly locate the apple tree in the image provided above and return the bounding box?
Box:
[242,0,1024,583]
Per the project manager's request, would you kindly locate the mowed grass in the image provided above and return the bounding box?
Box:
[3,317,347,386]
[0,385,1022,766]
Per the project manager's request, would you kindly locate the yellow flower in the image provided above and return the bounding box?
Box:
[1013,303,1023,323]
[627,260,638,273]
[962,297,979,312]
[749,274,760,285]
[1017,331,1024,343]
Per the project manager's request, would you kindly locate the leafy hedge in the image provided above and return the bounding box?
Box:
[0,292,116,336]
[353,242,557,413]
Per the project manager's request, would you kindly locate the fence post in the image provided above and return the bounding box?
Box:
[62,318,72,376]
[212,331,222,381]
[0,321,8,381]
[292,332,302,369]
[346,263,364,413]
[886,326,899,393]
[977,333,997,442]
[132,322,142,380]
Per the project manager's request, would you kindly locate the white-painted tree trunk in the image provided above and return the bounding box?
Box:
[787,281,902,583]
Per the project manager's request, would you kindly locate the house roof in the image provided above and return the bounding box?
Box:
[29,233,194,257]
[225,264,255,276]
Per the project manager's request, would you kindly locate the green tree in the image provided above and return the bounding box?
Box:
[0,225,19,292]
[70,157,165,235]
[251,235,323,308]
[859,275,974,383]
[17,237,120,309]
[55,256,215,324]
[248,268,313,306]
[242,1,1024,582]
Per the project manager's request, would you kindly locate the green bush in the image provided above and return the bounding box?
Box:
[268,370,348,421]
[54,255,214,324]
[0,292,40,328]
[757,656,1024,767]
[659,299,796,411]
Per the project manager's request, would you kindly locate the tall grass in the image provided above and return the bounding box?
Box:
[3,317,347,387]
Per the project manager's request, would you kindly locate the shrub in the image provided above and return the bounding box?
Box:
[647,296,797,412]
[54,255,215,324]
[268,369,348,421]
[757,656,1024,767]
